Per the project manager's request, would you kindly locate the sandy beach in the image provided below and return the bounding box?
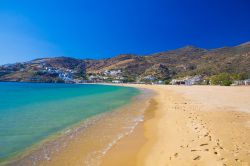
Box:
[9,84,250,166]
[101,84,250,166]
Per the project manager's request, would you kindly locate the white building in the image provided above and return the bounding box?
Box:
[171,76,202,85]
[115,76,124,80]
[244,79,250,85]
[232,80,245,86]
[104,70,122,76]
[232,79,250,86]
[112,80,123,83]
[89,75,99,80]
[143,75,155,81]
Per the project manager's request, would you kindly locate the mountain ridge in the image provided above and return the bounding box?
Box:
[1,41,250,83]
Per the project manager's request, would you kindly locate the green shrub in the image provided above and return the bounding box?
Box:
[123,77,136,83]
[210,73,232,86]
[164,79,171,85]
[231,73,247,80]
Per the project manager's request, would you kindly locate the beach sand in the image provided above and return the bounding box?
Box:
[9,85,250,166]
[102,85,250,166]
[7,88,153,166]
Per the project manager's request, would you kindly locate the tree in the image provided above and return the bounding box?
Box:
[210,73,232,86]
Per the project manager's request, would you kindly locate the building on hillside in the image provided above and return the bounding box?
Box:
[143,75,155,81]
[152,80,164,84]
[104,70,122,76]
[232,80,245,86]
[59,72,73,82]
[115,76,124,80]
[89,75,102,82]
[112,80,123,83]
[232,79,250,86]
[170,79,185,85]
[158,80,164,84]
[244,79,250,85]
[171,75,202,85]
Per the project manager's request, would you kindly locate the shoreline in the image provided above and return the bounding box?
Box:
[4,84,250,166]
[5,85,154,166]
[112,84,250,166]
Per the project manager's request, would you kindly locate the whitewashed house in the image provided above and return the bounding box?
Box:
[232,80,245,86]
[171,75,202,85]
[104,70,122,76]
[232,79,250,86]
[112,80,123,83]
[244,79,250,85]
[143,75,155,81]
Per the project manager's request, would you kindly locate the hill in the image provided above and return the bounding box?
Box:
[0,42,250,83]
[85,42,250,81]
[0,57,86,83]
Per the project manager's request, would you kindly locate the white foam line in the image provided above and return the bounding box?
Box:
[84,114,145,166]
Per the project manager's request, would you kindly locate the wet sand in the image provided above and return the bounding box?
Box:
[6,88,153,166]
[6,85,250,166]
[100,99,157,166]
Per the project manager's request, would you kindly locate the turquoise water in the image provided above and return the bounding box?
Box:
[0,82,139,162]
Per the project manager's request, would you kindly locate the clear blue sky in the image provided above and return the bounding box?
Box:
[0,0,250,64]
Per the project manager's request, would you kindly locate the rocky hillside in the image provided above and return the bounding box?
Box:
[0,42,250,83]
[85,42,250,80]
[0,57,86,83]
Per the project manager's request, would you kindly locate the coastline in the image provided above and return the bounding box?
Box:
[4,84,250,166]
[110,84,250,166]
[5,85,154,166]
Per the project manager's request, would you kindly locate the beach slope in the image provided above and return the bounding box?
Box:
[10,85,250,166]
[118,85,250,166]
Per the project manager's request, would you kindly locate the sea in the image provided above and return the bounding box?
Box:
[0,82,141,164]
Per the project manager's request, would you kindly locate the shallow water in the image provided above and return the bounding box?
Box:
[0,82,139,163]
[9,88,153,166]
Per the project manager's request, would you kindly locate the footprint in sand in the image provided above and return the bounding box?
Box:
[200,143,208,146]
[193,156,201,160]
[174,153,178,157]
[204,133,209,137]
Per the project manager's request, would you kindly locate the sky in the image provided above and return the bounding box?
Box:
[0,0,250,64]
